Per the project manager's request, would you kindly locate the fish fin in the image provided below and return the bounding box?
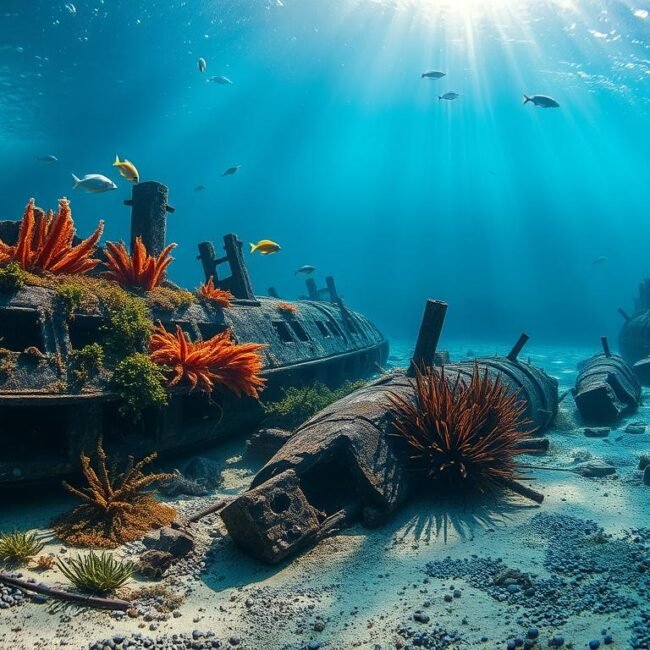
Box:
[523,94,531,104]
[71,173,81,189]
[249,242,257,253]
[113,154,121,166]
[260,250,269,255]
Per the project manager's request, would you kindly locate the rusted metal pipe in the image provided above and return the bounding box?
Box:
[408,299,448,376]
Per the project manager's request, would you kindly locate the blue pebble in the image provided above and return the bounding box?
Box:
[603,635,613,645]
[515,638,524,648]
[589,640,601,650]
[527,628,539,640]
[551,636,565,647]
[507,642,516,650]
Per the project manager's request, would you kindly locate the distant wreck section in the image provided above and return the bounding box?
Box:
[0,182,388,485]
[221,300,559,564]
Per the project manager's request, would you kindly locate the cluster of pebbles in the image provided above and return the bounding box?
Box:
[88,630,239,650]
[423,512,650,648]
[0,572,29,609]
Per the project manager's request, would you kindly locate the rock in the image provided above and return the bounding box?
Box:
[136,550,174,580]
[644,466,650,487]
[626,422,646,434]
[639,455,650,470]
[246,428,293,460]
[182,456,223,489]
[573,460,616,478]
[583,427,610,438]
[143,527,194,558]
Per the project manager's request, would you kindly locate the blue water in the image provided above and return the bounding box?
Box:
[1,0,649,349]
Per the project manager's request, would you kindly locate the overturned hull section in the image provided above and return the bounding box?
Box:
[222,303,559,564]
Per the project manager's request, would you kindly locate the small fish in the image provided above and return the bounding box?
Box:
[295,265,316,275]
[64,3,76,15]
[72,173,117,193]
[113,155,139,183]
[37,154,58,163]
[222,165,240,176]
[250,240,281,255]
[523,94,560,108]
[208,75,233,85]
[194,184,207,192]
[592,256,608,266]
[422,70,445,79]
[439,92,459,101]
[198,57,207,73]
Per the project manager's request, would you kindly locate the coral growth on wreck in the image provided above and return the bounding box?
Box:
[198,276,233,308]
[103,236,175,290]
[389,364,536,499]
[0,198,103,275]
[276,301,298,315]
[54,439,175,548]
[149,323,266,397]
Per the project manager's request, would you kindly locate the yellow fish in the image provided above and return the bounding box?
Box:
[113,155,139,183]
[250,240,281,255]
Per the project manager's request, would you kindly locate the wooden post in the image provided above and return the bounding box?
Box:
[268,287,279,298]
[507,333,529,362]
[124,181,174,256]
[601,336,612,357]
[325,276,339,302]
[618,308,630,322]
[197,241,218,283]
[223,234,254,300]
[408,299,448,376]
[306,278,319,301]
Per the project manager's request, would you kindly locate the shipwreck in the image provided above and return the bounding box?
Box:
[0,182,388,485]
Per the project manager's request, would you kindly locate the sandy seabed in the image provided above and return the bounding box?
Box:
[1,341,649,650]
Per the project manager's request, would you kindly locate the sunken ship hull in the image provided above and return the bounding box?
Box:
[0,182,388,486]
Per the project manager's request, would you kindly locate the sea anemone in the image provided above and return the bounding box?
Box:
[198,276,233,308]
[103,236,175,291]
[276,301,298,315]
[149,323,266,398]
[54,439,175,548]
[388,364,539,501]
[0,531,44,564]
[57,551,134,594]
[0,198,103,275]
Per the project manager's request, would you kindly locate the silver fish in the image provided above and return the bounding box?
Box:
[439,92,459,101]
[208,75,233,85]
[37,154,58,163]
[198,57,206,73]
[422,71,445,79]
[295,265,316,276]
[222,165,240,176]
[523,94,559,108]
[72,173,117,193]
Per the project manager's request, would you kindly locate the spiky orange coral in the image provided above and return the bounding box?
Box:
[0,198,103,274]
[276,301,298,315]
[199,276,233,308]
[103,237,175,290]
[149,323,266,398]
[388,364,539,501]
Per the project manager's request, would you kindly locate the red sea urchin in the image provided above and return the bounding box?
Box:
[388,364,542,502]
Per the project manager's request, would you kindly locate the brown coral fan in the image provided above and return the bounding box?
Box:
[54,439,175,548]
[388,364,538,500]
[0,198,103,275]
[276,301,298,315]
[198,276,233,308]
[149,323,266,398]
[103,236,175,290]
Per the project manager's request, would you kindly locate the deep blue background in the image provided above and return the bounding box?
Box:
[1,0,648,347]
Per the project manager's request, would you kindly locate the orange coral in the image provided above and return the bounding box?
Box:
[199,276,233,308]
[149,323,266,398]
[103,237,175,290]
[276,301,298,315]
[0,198,103,275]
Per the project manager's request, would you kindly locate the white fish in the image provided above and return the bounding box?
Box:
[439,92,459,101]
[523,94,560,108]
[208,75,233,85]
[64,3,76,15]
[72,173,117,193]
[198,57,206,73]
[37,154,58,163]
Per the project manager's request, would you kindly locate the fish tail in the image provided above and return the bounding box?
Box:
[249,242,257,254]
[438,96,442,100]
[523,94,531,104]
[71,173,80,189]
[113,154,121,166]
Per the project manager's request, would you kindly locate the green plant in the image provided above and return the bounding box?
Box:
[265,380,366,428]
[57,551,134,594]
[70,343,104,386]
[0,262,26,292]
[146,286,195,312]
[100,289,153,358]
[55,283,87,317]
[111,353,168,421]
[0,531,45,564]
